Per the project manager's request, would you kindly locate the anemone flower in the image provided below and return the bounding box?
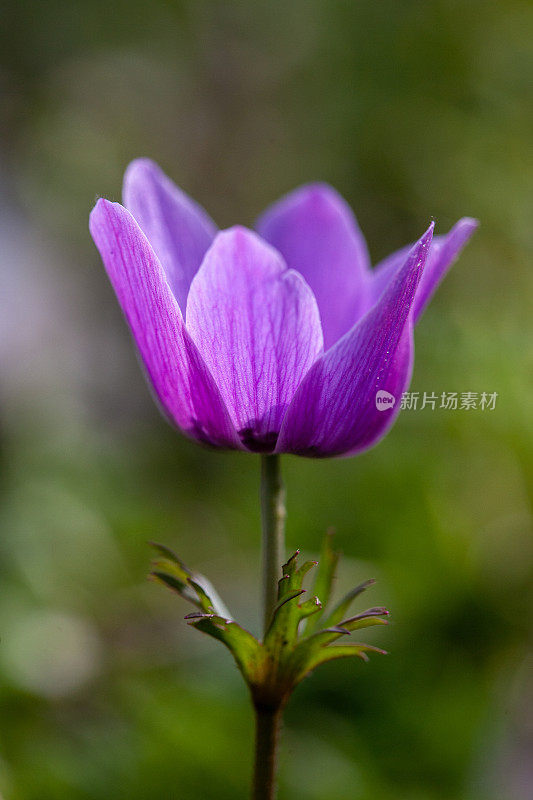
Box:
[90,159,477,457]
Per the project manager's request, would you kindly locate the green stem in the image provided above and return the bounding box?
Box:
[260,454,286,634]
[253,455,285,800]
[252,703,283,800]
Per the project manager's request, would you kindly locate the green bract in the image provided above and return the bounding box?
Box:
[150,533,388,711]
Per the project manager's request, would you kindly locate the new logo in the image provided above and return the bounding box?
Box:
[375,390,396,411]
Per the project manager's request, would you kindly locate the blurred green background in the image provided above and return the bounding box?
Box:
[1,1,532,798]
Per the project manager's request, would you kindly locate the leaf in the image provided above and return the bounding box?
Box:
[148,541,389,707]
[264,588,307,652]
[190,575,232,619]
[298,596,322,620]
[276,553,316,597]
[149,541,188,567]
[188,615,263,680]
[188,579,215,613]
[323,579,376,627]
[336,607,389,633]
[270,589,306,619]
[307,608,389,648]
[304,529,340,634]
[294,643,387,683]
[287,604,388,682]
[265,553,317,653]
[296,560,319,581]
[150,569,200,607]
[282,550,300,579]
[149,544,231,618]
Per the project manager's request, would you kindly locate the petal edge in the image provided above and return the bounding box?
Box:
[276,224,434,457]
[123,158,217,313]
[90,199,242,450]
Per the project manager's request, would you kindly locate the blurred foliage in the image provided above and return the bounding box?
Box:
[0,1,532,798]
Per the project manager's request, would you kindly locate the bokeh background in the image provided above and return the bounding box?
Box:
[1,1,532,798]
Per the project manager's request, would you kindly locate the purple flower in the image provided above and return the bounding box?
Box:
[89,159,477,457]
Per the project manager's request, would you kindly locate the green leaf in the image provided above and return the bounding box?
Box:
[323,579,376,627]
[148,544,231,618]
[288,605,388,682]
[304,530,340,634]
[282,550,300,579]
[276,574,290,600]
[264,589,306,654]
[150,568,200,607]
[190,575,232,619]
[149,541,188,567]
[148,541,389,709]
[292,625,351,655]
[294,643,387,683]
[187,615,263,680]
[298,596,322,620]
[265,553,318,654]
[306,608,389,648]
[296,560,319,581]
[336,607,389,634]
[270,589,306,620]
[276,553,316,599]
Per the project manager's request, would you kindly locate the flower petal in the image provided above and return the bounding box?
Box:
[371,217,478,322]
[413,217,478,320]
[123,158,217,312]
[256,184,370,350]
[186,226,324,452]
[89,199,242,449]
[276,224,434,457]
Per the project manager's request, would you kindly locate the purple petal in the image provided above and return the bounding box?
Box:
[256,183,370,350]
[123,158,217,313]
[413,217,478,319]
[89,199,242,449]
[371,218,478,322]
[276,224,434,457]
[186,226,323,452]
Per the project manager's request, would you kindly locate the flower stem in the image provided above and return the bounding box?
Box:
[252,703,283,800]
[260,454,286,633]
[253,455,285,800]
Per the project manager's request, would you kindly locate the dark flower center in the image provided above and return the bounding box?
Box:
[239,428,279,453]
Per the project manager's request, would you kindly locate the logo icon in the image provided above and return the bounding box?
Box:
[375,390,396,411]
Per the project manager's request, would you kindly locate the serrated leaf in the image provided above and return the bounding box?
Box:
[323,579,376,627]
[265,551,319,651]
[277,574,290,601]
[270,589,306,619]
[264,589,306,654]
[304,530,340,634]
[282,550,300,579]
[148,540,389,707]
